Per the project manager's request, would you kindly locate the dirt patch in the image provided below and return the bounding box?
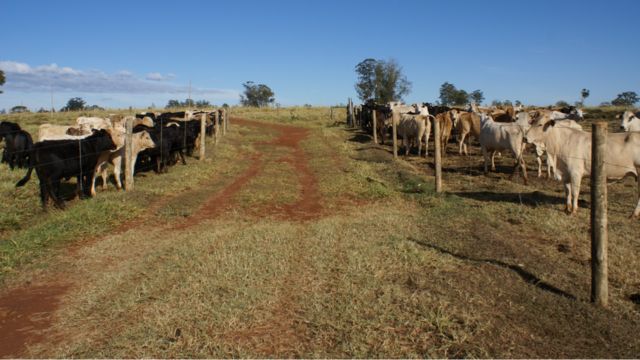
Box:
[0,283,70,357]
[234,118,322,221]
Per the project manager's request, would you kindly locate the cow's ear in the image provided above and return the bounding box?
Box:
[543,120,555,131]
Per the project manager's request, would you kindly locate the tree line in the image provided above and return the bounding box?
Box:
[353,58,638,107]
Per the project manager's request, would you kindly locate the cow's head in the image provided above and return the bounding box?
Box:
[621,110,636,131]
[524,119,554,145]
[138,131,156,150]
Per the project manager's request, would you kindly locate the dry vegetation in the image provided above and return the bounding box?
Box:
[0,106,639,357]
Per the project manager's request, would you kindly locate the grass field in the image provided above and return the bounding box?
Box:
[0,106,639,357]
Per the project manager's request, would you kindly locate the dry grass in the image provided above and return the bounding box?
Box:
[2,106,640,358]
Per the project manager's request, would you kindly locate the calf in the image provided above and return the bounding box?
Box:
[91,131,156,196]
[16,129,117,209]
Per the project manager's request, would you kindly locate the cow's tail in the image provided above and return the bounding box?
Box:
[16,145,35,187]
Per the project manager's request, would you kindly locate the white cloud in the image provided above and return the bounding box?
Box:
[0,60,237,98]
[145,72,175,81]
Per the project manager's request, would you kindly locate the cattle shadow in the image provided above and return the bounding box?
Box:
[453,190,590,208]
[407,237,576,300]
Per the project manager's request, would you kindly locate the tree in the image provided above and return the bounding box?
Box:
[85,104,104,111]
[165,99,181,109]
[503,99,513,106]
[491,100,503,107]
[195,100,211,108]
[515,100,522,106]
[62,97,86,111]
[240,81,275,107]
[10,105,28,113]
[580,88,590,105]
[469,89,484,105]
[611,91,639,106]
[555,100,570,108]
[0,70,4,94]
[439,82,469,106]
[354,58,411,103]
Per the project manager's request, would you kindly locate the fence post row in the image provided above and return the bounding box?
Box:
[124,116,134,191]
[434,118,442,193]
[591,122,608,307]
[199,112,206,160]
[221,108,227,136]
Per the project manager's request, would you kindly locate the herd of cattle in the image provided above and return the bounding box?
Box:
[0,110,225,209]
[354,101,640,218]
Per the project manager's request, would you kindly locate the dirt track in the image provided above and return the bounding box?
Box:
[0,117,320,357]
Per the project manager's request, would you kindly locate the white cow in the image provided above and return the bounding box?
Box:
[391,110,432,157]
[388,102,415,115]
[38,124,92,141]
[76,116,113,130]
[621,111,640,132]
[479,113,528,183]
[524,120,640,217]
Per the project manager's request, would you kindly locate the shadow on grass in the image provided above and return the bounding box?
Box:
[407,237,577,300]
[452,190,589,208]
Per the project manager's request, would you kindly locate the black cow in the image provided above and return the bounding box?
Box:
[16,129,116,209]
[0,121,33,169]
[133,124,176,173]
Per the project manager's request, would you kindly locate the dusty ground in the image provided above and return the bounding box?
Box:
[0,110,639,358]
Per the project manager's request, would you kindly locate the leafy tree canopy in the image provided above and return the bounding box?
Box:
[354,58,411,103]
[611,91,639,106]
[240,81,275,107]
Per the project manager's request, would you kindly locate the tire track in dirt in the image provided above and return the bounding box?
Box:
[0,117,322,358]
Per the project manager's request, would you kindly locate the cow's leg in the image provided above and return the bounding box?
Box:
[424,121,431,156]
[490,151,497,171]
[178,150,187,165]
[519,155,528,185]
[39,180,49,209]
[632,173,640,218]
[50,178,65,209]
[564,181,573,213]
[482,147,490,173]
[536,156,542,178]
[112,157,123,190]
[458,132,466,155]
[570,175,582,215]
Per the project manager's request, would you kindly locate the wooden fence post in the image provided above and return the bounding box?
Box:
[330,107,333,122]
[225,108,230,131]
[591,122,608,307]
[199,112,206,160]
[124,116,134,191]
[213,110,219,145]
[434,118,442,192]
[221,108,227,136]
[392,112,398,160]
[372,109,378,144]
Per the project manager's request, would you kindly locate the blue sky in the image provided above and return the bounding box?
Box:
[1,0,638,110]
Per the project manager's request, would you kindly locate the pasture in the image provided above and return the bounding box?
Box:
[0,106,639,357]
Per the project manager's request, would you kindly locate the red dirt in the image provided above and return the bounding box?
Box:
[0,283,70,357]
[0,116,323,358]
[233,118,322,221]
